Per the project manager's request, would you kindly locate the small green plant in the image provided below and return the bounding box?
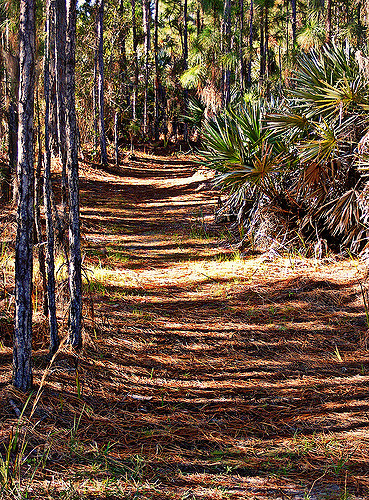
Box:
[0,395,31,490]
[360,283,369,329]
[334,344,343,362]
[70,404,86,451]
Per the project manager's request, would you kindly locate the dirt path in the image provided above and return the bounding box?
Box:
[2,154,369,499]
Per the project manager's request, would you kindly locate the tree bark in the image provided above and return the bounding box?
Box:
[326,0,332,41]
[13,0,36,392]
[66,0,82,349]
[8,101,18,203]
[259,7,265,81]
[97,0,108,165]
[45,0,59,355]
[291,0,297,48]
[54,0,68,212]
[114,111,119,165]
[247,0,253,86]
[35,89,48,317]
[239,0,244,92]
[142,0,151,137]
[93,45,98,149]
[131,0,138,121]
[183,0,189,139]
[223,0,231,105]
[154,0,160,141]
[48,8,58,156]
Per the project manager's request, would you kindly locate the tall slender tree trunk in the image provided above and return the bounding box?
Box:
[45,0,59,355]
[239,0,244,92]
[326,0,332,40]
[2,11,18,204]
[55,0,68,212]
[131,0,138,121]
[264,5,269,79]
[154,0,160,141]
[142,0,151,136]
[259,7,265,81]
[247,0,253,86]
[49,9,58,156]
[114,111,119,165]
[13,0,35,392]
[291,0,297,48]
[93,47,98,148]
[66,0,82,349]
[8,101,18,203]
[97,0,108,165]
[35,89,48,317]
[183,0,189,139]
[223,0,231,105]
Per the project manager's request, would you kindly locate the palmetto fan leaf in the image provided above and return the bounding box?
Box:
[317,188,362,238]
[267,112,310,138]
[291,44,369,119]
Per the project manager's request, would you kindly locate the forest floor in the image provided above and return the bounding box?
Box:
[1,152,369,499]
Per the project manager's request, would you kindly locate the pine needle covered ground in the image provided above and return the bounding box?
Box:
[0,153,369,499]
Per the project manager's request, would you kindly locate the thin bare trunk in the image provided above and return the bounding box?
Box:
[93,48,98,149]
[327,0,332,40]
[44,0,59,355]
[142,0,150,136]
[35,89,48,317]
[66,0,82,349]
[97,0,108,165]
[131,0,138,121]
[223,0,231,105]
[239,0,244,92]
[114,111,119,165]
[291,0,296,48]
[259,7,265,81]
[247,0,253,86]
[154,0,159,141]
[13,0,35,392]
[55,0,68,212]
[183,0,188,139]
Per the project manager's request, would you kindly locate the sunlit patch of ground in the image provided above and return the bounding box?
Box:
[0,152,369,498]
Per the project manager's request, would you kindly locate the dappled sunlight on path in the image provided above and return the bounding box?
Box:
[1,153,369,499]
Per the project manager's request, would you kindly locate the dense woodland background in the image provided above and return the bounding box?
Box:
[3,0,369,253]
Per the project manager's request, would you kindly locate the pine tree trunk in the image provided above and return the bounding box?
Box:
[223,0,231,105]
[142,0,151,137]
[259,8,265,81]
[264,5,269,79]
[13,0,36,392]
[93,47,98,149]
[183,0,189,140]
[154,0,160,141]
[8,101,18,203]
[49,9,58,156]
[326,0,332,40]
[55,0,68,212]
[45,0,59,355]
[2,11,19,204]
[247,0,253,86]
[239,0,244,92]
[35,90,48,317]
[66,0,82,349]
[114,111,119,165]
[291,0,297,48]
[131,0,138,121]
[97,0,108,165]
